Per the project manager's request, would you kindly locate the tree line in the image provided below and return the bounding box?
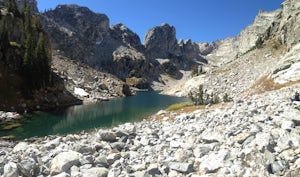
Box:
[0,0,52,97]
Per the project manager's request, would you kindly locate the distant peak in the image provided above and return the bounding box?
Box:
[55,4,91,12]
[161,23,173,27]
[57,4,80,9]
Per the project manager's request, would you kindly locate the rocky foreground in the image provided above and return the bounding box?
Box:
[1,83,300,177]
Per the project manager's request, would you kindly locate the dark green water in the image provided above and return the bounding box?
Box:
[0,91,188,139]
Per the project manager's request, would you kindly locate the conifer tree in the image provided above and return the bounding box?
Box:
[6,0,20,16]
[23,4,32,35]
[0,16,9,63]
[35,32,51,87]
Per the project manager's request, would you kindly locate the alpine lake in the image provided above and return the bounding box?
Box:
[0,91,189,139]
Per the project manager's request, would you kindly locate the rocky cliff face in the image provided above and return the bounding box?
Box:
[144,23,206,64]
[41,5,110,65]
[41,5,155,89]
[201,10,281,66]
[144,23,177,60]
[165,0,300,98]
[274,0,300,49]
[41,6,207,90]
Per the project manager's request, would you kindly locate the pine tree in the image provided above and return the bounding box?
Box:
[6,0,20,16]
[23,4,32,35]
[35,32,51,87]
[0,16,9,63]
[33,16,43,32]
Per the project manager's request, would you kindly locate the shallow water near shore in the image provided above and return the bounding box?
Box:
[0,91,188,139]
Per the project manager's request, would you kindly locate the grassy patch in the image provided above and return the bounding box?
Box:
[166,102,194,111]
[2,122,22,130]
[248,76,300,95]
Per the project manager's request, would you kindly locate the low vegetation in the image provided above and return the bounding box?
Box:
[247,76,300,96]
[191,64,206,76]
[166,102,194,111]
[188,85,231,105]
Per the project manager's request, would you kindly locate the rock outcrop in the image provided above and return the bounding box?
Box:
[41,5,156,89]
[165,0,300,98]
[144,23,177,60]
[274,0,300,49]
[41,6,207,89]
[144,23,207,68]
[51,53,132,102]
[41,5,110,65]
[201,9,281,66]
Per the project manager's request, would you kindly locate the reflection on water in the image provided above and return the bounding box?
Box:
[0,91,188,139]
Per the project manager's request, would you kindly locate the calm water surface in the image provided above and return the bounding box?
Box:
[0,91,188,139]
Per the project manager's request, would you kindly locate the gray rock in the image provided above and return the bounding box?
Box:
[95,156,109,167]
[18,158,38,177]
[270,160,288,174]
[107,153,121,165]
[43,137,62,150]
[108,167,121,177]
[81,167,108,177]
[110,142,126,151]
[233,132,254,144]
[131,171,148,177]
[193,146,211,158]
[131,163,146,171]
[147,164,161,176]
[281,120,295,131]
[199,149,229,172]
[52,172,71,177]
[13,142,29,152]
[175,149,193,162]
[80,155,94,165]
[50,151,82,175]
[168,162,194,173]
[99,131,117,142]
[3,162,19,177]
[201,130,225,143]
[70,166,80,177]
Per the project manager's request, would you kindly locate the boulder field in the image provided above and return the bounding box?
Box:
[1,83,300,177]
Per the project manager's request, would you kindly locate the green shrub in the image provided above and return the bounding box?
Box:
[223,93,232,102]
[255,36,264,49]
[188,85,223,105]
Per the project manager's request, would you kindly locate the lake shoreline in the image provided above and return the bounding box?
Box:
[1,85,300,176]
[0,91,188,140]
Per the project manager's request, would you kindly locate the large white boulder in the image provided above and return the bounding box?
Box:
[74,87,89,97]
[50,151,82,175]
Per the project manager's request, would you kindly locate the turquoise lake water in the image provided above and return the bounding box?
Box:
[0,91,188,139]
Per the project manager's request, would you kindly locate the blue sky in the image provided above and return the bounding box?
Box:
[36,0,284,43]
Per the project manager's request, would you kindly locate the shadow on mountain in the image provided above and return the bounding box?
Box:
[0,69,82,113]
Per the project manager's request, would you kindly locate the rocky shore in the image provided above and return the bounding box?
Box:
[0,111,20,123]
[1,83,300,177]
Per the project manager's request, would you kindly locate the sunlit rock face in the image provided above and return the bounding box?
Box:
[0,0,38,13]
[202,10,281,65]
[275,0,300,49]
[144,23,177,60]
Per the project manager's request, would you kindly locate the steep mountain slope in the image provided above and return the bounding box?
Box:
[164,0,300,99]
[0,0,131,113]
[41,6,206,90]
